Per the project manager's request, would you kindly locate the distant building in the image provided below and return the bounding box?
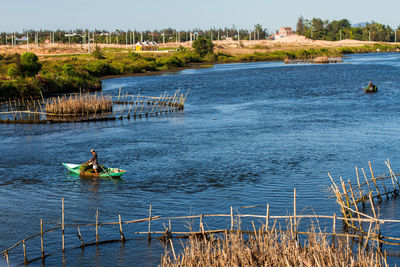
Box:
[16,36,28,43]
[278,27,294,37]
[135,41,159,51]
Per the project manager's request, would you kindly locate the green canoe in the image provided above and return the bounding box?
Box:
[62,163,126,178]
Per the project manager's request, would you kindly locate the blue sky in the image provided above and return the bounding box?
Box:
[2,0,400,32]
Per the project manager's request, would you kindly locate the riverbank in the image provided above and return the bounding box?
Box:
[1,36,399,99]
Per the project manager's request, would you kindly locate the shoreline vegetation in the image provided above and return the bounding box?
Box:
[1,37,400,100]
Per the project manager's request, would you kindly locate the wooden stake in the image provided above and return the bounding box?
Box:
[40,219,44,260]
[356,167,365,208]
[147,205,152,241]
[348,181,363,234]
[385,160,397,192]
[293,188,297,240]
[332,213,336,246]
[230,206,234,231]
[119,214,126,242]
[385,160,400,190]
[62,198,65,251]
[369,161,382,200]
[265,204,270,231]
[23,240,27,264]
[77,226,85,249]
[117,87,121,102]
[361,168,372,192]
[169,238,176,261]
[200,215,205,237]
[4,250,9,265]
[95,210,99,245]
[368,192,377,219]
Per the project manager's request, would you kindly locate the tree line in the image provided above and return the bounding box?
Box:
[296,16,400,42]
[0,25,270,45]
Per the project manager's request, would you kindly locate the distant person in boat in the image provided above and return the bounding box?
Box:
[88,149,99,174]
[368,81,377,89]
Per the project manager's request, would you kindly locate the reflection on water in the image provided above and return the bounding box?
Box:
[2,53,400,265]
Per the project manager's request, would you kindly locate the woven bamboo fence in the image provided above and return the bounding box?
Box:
[329,160,400,247]
[0,88,189,124]
[0,188,390,266]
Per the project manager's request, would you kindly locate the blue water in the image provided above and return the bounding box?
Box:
[1,53,400,266]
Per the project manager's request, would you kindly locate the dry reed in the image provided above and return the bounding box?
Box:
[313,56,343,64]
[45,94,113,116]
[161,225,386,266]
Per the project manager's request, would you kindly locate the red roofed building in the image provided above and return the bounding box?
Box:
[279,27,294,37]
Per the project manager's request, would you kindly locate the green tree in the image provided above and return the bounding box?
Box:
[296,16,305,35]
[20,52,42,76]
[192,36,214,57]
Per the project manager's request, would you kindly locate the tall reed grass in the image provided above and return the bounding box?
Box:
[161,226,386,266]
[45,94,113,115]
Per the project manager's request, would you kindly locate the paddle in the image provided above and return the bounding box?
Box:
[104,167,114,182]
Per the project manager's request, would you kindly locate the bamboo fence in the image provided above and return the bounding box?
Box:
[0,88,189,124]
[329,160,400,247]
[0,188,393,266]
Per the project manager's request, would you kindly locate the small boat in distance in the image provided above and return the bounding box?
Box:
[62,163,126,178]
[364,82,378,93]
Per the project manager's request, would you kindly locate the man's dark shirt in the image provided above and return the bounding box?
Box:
[90,153,98,166]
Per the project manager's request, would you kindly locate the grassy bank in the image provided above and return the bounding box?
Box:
[0,43,399,100]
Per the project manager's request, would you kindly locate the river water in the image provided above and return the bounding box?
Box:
[1,53,400,266]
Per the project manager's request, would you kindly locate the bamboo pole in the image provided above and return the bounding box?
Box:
[230,206,234,231]
[293,188,297,240]
[385,160,400,190]
[117,87,121,102]
[139,101,145,117]
[147,205,152,241]
[4,250,8,265]
[62,198,65,251]
[40,219,44,260]
[369,161,382,201]
[356,167,365,208]
[169,239,176,261]
[332,213,336,246]
[361,168,373,193]
[385,160,397,192]
[119,214,126,242]
[96,210,99,245]
[348,181,363,234]
[265,204,269,231]
[156,91,167,114]
[23,240,27,264]
[150,93,162,115]
[77,226,85,249]
[379,176,389,200]
[182,88,190,106]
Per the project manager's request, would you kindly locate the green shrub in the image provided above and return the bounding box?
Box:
[21,52,42,76]
[156,56,184,69]
[204,53,217,62]
[85,61,118,76]
[7,64,21,78]
[62,64,76,76]
[92,46,106,59]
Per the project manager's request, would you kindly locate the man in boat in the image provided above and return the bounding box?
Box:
[88,149,99,174]
[368,81,374,88]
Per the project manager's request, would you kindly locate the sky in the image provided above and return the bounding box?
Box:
[1,0,400,32]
